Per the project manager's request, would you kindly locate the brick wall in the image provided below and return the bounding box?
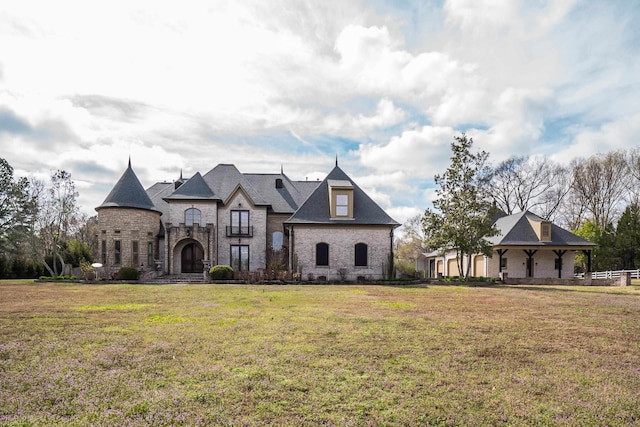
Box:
[292,225,393,281]
[216,191,267,270]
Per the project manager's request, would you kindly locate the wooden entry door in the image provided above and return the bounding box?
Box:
[181,243,204,273]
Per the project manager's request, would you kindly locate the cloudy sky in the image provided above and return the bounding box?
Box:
[1,0,639,225]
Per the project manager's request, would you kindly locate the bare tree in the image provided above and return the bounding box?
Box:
[394,214,426,276]
[626,147,640,203]
[570,151,629,229]
[34,170,81,276]
[490,155,571,221]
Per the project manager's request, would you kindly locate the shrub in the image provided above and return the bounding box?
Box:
[80,261,95,280]
[118,267,139,281]
[209,265,234,280]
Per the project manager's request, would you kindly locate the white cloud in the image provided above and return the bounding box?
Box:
[387,205,423,228]
[1,0,639,222]
[358,125,455,177]
[551,113,640,164]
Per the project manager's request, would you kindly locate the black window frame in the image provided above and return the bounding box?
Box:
[316,242,329,266]
[114,240,121,265]
[355,243,368,267]
[231,210,250,235]
[230,244,250,271]
[147,241,154,267]
[132,241,139,267]
[101,240,107,264]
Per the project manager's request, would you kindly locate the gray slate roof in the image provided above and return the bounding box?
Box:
[98,162,396,226]
[244,173,318,214]
[96,161,158,212]
[164,172,218,201]
[285,165,400,226]
[201,164,269,206]
[146,164,321,216]
[488,210,595,248]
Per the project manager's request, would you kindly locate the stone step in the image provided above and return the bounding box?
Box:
[145,273,209,284]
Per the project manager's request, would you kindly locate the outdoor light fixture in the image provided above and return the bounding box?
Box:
[91,262,102,280]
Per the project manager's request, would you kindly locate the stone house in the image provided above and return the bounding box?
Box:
[416,210,596,279]
[96,160,399,281]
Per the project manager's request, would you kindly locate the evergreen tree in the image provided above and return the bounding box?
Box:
[421,134,498,278]
[615,204,640,269]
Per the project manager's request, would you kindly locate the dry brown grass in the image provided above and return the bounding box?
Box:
[1,281,639,426]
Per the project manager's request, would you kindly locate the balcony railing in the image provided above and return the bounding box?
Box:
[226,226,253,237]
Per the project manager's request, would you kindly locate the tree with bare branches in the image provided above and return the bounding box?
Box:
[490,155,571,221]
[570,151,629,229]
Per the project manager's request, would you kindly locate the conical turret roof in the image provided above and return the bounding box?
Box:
[96,160,158,211]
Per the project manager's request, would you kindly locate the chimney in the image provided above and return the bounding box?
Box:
[275,178,283,189]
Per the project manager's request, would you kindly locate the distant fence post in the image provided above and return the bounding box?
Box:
[620,271,630,286]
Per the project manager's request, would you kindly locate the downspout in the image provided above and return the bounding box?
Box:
[288,226,294,273]
[216,205,219,266]
[207,226,211,263]
[167,223,171,274]
[389,228,395,279]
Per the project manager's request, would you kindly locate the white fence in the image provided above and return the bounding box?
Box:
[575,269,640,279]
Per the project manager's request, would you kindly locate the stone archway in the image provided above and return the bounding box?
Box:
[181,242,204,273]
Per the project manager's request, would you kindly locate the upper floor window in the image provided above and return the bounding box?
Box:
[272,231,283,251]
[328,179,354,219]
[316,242,329,266]
[336,195,349,216]
[541,223,551,240]
[355,243,368,267]
[231,210,250,235]
[185,208,201,226]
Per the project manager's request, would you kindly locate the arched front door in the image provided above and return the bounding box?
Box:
[181,242,204,273]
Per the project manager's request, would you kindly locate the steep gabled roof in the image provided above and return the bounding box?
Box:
[243,173,320,214]
[163,172,218,201]
[488,210,595,248]
[285,165,399,226]
[201,164,269,206]
[96,161,158,212]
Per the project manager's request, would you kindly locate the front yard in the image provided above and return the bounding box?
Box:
[1,281,639,426]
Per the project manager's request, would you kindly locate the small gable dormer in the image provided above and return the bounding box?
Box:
[527,216,552,242]
[328,179,354,219]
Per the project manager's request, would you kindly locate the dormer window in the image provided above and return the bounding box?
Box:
[527,216,552,242]
[336,194,349,216]
[328,179,354,219]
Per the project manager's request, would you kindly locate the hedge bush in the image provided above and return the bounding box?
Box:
[209,265,234,280]
[118,267,139,281]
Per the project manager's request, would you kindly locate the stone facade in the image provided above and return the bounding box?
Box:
[97,162,399,278]
[97,207,161,277]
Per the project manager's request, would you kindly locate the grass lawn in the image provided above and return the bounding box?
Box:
[1,281,640,426]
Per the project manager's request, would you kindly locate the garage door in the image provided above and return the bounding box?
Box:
[474,255,485,277]
[447,258,460,277]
